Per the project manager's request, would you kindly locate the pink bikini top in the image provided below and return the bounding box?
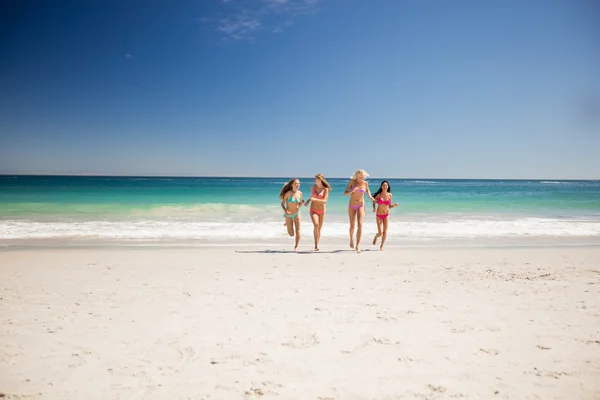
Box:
[377,197,391,205]
[312,186,326,198]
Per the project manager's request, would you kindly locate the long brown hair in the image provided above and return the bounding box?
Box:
[315,174,332,190]
[279,178,299,199]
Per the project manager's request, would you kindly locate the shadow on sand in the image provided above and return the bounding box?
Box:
[235,249,373,254]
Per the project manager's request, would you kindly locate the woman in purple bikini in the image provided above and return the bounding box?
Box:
[344,169,375,253]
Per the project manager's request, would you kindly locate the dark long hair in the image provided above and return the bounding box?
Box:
[372,180,391,200]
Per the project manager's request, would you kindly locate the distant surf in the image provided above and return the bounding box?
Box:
[1,176,599,244]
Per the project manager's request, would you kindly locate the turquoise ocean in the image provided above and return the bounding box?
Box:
[1,176,599,245]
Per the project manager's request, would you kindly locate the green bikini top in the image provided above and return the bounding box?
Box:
[287,195,301,203]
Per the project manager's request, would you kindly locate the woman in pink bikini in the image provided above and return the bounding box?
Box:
[279,178,304,251]
[344,169,374,253]
[304,174,332,251]
[371,180,399,250]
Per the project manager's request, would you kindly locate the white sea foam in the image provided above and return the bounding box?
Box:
[130,203,275,218]
[1,217,599,241]
[408,180,438,184]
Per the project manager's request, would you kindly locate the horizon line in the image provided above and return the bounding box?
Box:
[0,173,598,181]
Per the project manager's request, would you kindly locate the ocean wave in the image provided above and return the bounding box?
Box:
[130,203,276,218]
[407,180,438,184]
[540,181,569,184]
[1,217,599,240]
[0,203,280,219]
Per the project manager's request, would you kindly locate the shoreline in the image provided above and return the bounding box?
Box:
[1,235,600,251]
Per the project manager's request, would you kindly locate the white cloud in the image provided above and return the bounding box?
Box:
[203,0,322,41]
[217,14,261,41]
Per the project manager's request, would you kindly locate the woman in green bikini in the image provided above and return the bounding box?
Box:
[279,178,304,251]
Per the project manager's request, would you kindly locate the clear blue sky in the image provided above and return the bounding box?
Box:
[1,0,599,179]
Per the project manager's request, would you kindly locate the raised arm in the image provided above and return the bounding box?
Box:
[310,187,329,204]
[343,181,354,196]
[281,191,289,213]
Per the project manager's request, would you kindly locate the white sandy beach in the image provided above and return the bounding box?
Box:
[1,245,599,399]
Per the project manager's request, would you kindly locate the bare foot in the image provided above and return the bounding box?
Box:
[350,238,355,249]
[380,246,384,251]
[373,235,378,245]
[294,246,298,252]
[314,247,319,251]
[356,246,361,253]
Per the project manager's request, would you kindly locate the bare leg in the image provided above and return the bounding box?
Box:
[380,217,389,250]
[317,213,325,251]
[373,216,383,245]
[356,206,365,253]
[311,212,320,251]
[348,207,357,249]
[286,217,294,236]
[293,215,301,251]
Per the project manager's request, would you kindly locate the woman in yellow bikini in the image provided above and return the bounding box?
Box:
[304,174,332,251]
[371,180,399,250]
[279,178,304,251]
[344,169,375,253]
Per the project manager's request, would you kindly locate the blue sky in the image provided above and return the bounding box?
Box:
[1,0,599,179]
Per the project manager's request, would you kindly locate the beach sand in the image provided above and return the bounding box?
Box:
[1,245,599,399]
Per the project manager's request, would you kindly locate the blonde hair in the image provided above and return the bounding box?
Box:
[350,169,369,181]
[279,178,299,199]
[315,174,332,190]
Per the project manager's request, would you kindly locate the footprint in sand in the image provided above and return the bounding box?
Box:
[428,384,446,393]
[376,312,397,321]
[480,348,499,355]
[372,337,394,345]
[243,355,272,366]
[282,333,319,348]
[177,346,196,361]
[244,388,264,398]
[244,382,282,399]
[529,367,572,378]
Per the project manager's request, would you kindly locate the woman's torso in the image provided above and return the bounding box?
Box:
[311,185,327,211]
[375,193,392,214]
[286,190,302,213]
[349,180,367,206]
